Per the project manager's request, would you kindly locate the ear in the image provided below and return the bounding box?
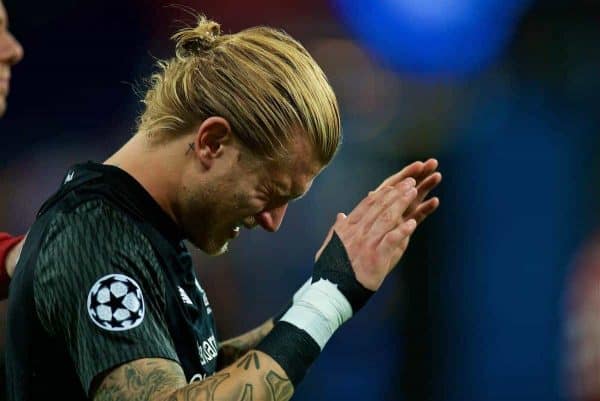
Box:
[193,116,234,169]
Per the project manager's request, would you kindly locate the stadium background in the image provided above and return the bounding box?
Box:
[1,0,599,400]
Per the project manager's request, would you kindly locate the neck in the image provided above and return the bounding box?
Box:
[104,132,186,226]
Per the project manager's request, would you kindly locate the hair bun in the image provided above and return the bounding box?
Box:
[173,16,221,58]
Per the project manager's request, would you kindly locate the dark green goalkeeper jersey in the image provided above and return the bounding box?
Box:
[5,162,219,401]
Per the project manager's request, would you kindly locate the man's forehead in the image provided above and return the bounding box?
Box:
[283,136,323,173]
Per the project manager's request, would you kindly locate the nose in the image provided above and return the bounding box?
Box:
[255,204,288,232]
[0,32,24,66]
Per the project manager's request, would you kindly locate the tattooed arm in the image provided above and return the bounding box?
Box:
[93,351,293,401]
[218,319,275,369]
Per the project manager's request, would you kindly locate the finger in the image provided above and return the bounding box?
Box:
[377,218,417,269]
[404,172,442,216]
[409,197,440,225]
[375,161,424,192]
[389,235,411,273]
[409,158,439,187]
[376,158,438,193]
[419,171,442,195]
[315,213,347,261]
[348,185,395,224]
[368,185,418,241]
[419,159,439,180]
[362,178,415,230]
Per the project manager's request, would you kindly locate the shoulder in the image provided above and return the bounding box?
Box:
[32,198,169,332]
[46,198,148,247]
[34,198,165,297]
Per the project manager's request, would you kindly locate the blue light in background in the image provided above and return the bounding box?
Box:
[332,0,533,77]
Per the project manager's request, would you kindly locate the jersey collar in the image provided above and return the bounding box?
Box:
[74,162,185,246]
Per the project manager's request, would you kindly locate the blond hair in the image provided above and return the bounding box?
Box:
[138,16,341,164]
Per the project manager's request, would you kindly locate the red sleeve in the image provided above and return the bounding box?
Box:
[0,233,25,299]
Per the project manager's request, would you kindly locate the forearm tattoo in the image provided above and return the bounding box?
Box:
[236,352,261,371]
[265,371,293,401]
[167,352,293,401]
[94,353,293,401]
[94,359,186,401]
[218,320,274,369]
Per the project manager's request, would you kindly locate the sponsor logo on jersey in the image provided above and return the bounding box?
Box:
[197,334,218,365]
[87,274,145,332]
[195,278,212,314]
[178,286,194,306]
[189,373,208,383]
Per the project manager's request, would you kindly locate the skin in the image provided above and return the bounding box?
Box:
[5,238,23,276]
[93,116,442,401]
[0,0,23,116]
[105,117,323,256]
[1,0,24,277]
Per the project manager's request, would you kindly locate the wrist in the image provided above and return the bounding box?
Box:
[258,233,374,387]
[280,278,352,349]
[312,233,374,313]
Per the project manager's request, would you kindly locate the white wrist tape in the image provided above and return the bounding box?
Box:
[280,278,353,349]
[292,278,312,302]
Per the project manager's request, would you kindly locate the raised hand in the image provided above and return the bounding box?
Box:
[375,158,441,224]
[315,159,442,291]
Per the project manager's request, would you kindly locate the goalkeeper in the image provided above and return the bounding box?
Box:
[5,15,441,401]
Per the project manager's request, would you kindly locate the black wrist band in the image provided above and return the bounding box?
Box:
[312,232,374,313]
[262,233,374,387]
[256,321,320,386]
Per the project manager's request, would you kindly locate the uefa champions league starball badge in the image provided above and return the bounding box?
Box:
[87,274,145,331]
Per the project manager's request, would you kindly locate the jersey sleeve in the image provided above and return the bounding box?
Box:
[33,201,180,395]
[0,233,24,300]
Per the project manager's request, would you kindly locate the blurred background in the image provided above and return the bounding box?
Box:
[1,0,599,400]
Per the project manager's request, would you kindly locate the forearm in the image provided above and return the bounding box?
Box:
[95,233,385,401]
[168,351,292,401]
[218,319,275,369]
[94,353,292,401]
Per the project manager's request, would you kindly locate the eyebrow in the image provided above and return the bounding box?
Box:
[273,183,306,203]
